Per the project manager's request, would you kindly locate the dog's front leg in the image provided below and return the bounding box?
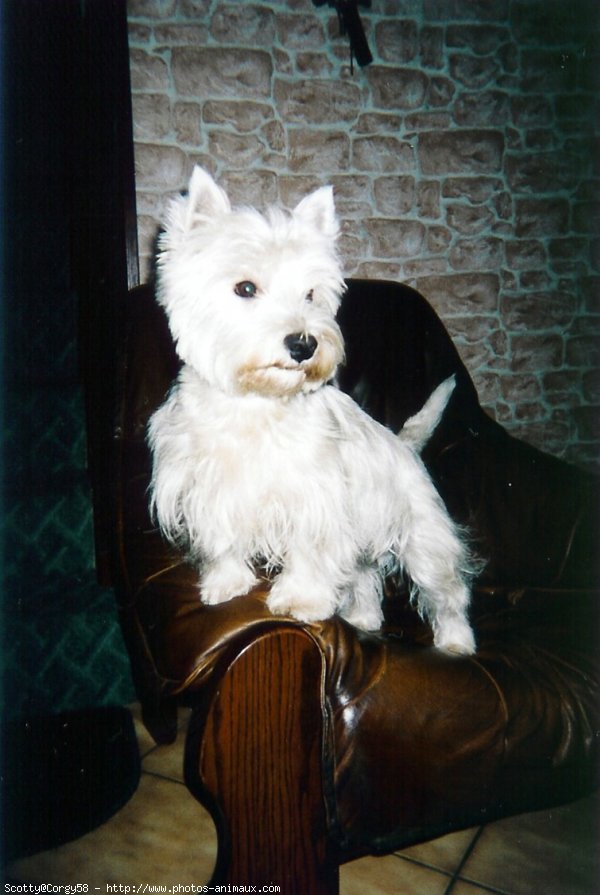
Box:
[200,553,259,606]
[338,564,385,632]
[267,551,341,624]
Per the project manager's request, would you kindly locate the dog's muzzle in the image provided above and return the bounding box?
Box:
[284,332,318,363]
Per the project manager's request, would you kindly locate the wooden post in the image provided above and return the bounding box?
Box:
[185,627,339,894]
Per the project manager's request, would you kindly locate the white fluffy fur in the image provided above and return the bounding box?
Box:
[148,166,478,654]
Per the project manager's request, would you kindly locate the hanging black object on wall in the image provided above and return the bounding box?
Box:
[313,0,373,69]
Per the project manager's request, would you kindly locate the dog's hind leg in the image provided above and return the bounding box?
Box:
[398,474,476,655]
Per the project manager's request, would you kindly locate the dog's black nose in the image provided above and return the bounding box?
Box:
[284,333,318,363]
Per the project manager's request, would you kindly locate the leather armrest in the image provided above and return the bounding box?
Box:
[124,555,600,857]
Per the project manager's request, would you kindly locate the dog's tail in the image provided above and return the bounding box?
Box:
[398,375,455,452]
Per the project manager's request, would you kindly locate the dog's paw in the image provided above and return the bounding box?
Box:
[201,561,258,606]
[267,577,338,624]
[433,616,476,655]
[340,569,384,631]
[339,603,383,632]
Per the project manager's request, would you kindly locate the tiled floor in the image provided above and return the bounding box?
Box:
[6,705,600,894]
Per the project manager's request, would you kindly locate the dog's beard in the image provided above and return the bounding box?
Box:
[237,364,307,398]
[236,330,344,397]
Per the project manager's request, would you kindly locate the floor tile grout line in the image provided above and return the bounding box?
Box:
[443,826,487,895]
[392,853,454,881]
[141,768,189,787]
[458,825,486,872]
[139,743,160,760]
[137,733,186,760]
[392,826,485,883]
[393,851,507,895]
[393,853,454,880]
[446,881,509,895]
[392,853,512,895]
[368,837,512,895]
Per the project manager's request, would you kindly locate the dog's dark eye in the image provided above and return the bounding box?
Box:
[234,281,257,299]
[306,289,314,303]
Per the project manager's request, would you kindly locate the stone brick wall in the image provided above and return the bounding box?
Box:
[128,0,599,469]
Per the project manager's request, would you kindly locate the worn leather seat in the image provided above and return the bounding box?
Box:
[107,278,599,892]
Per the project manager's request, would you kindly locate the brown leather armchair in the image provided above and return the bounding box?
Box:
[98,278,599,893]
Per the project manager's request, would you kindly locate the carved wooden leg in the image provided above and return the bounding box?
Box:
[184,627,339,894]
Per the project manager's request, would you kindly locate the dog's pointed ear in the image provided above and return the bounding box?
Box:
[293,186,338,240]
[161,165,231,248]
[161,167,231,250]
[184,166,231,225]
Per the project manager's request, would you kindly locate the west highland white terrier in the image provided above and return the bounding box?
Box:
[148,166,478,654]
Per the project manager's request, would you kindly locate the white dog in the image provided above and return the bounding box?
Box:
[148,167,478,654]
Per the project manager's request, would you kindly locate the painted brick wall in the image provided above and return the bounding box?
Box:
[127,0,599,469]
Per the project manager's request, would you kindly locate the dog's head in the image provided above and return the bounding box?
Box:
[157,166,346,398]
